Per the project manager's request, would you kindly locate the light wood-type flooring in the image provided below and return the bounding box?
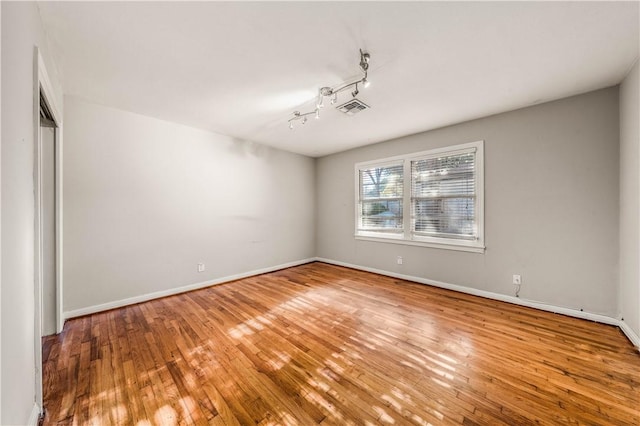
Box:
[43,262,640,425]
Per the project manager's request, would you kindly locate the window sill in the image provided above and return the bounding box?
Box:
[354,234,485,253]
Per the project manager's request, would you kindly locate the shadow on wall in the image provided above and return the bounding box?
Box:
[226,137,272,159]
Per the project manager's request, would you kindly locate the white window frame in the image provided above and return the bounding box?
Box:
[354,141,485,253]
[355,159,405,236]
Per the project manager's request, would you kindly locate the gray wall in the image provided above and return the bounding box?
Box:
[619,60,640,337]
[63,97,316,313]
[317,88,620,317]
[1,5,3,422]
[1,5,3,421]
[1,2,64,424]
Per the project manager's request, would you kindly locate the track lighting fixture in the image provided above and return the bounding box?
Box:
[288,49,371,129]
[288,110,318,129]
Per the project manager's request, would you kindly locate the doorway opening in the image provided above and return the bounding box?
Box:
[34,47,64,420]
[39,91,57,337]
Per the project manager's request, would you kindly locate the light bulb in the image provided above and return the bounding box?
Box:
[331,93,338,104]
[315,109,320,119]
[289,122,293,130]
[317,94,324,109]
[302,116,307,124]
[362,78,370,88]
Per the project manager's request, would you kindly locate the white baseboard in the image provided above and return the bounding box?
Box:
[63,258,316,321]
[619,319,640,348]
[27,403,41,426]
[316,257,638,348]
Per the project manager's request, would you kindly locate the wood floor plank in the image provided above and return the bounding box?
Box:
[43,262,640,425]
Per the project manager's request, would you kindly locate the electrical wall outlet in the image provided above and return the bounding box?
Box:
[397,256,403,265]
[197,263,205,273]
[513,274,522,285]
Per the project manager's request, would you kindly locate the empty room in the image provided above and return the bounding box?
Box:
[1,1,640,425]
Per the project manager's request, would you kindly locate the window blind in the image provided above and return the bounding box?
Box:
[411,151,477,240]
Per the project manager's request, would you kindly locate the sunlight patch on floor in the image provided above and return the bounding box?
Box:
[228,323,254,339]
[318,366,341,383]
[368,330,395,344]
[373,405,396,423]
[245,318,265,330]
[264,349,291,370]
[180,367,198,389]
[348,334,377,350]
[431,377,452,389]
[435,351,459,365]
[154,404,178,426]
[110,404,128,423]
[307,376,331,393]
[323,358,346,374]
[301,385,350,424]
[277,410,299,426]
[412,413,435,426]
[391,387,414,404]
[422,350,458,371]
[400,360,423,374]
[88,414,103,425]
[447,333,474,356]
[178,396,198,422]
[407,353,456,381]
[429,365,455,381]
[254,314,274,326]
[335,348,362,361]
[381,393,403,412]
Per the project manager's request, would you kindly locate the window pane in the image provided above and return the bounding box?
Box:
[360,165,403,199]
[360,199,403,231]
[412,198,475,238]
[358,164,403,232]
[411,152,477,239]
[412,153,475,197]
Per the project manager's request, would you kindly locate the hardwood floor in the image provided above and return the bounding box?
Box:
[43,262,640,425]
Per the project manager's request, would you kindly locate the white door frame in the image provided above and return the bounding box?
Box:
[33,47,64,414]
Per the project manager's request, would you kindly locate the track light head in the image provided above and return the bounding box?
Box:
[351,83,359,98]
[319,87,333,97]
[359,49,370,72]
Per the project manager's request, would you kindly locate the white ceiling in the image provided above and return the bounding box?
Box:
[38,1,639,157]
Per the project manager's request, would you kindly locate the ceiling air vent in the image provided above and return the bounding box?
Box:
[336,99,370,116]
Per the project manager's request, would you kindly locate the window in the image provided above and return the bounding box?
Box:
[355,141,484,253]
[357,163,404,233]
